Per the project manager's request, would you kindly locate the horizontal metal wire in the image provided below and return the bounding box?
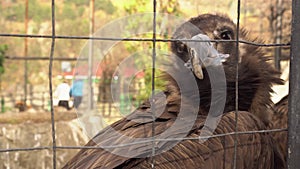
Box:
[0,146,51,153]
[0,128,287,152]
[5,56,83,61]
[0,33,290,47]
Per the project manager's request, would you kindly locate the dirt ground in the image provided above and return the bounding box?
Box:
[0,107,78,124]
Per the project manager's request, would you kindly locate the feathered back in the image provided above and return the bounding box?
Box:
[63,107,285,169]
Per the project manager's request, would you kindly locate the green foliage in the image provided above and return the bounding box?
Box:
[134,68,167,103]
[78,6,85,16]
[95,0,116,14]
[2,4,24,22]
[159,0,181,14]
[62,5,78,20]
[2,0,50,23]
[122,49,168,104]
[120,0,182,103]
[64,0,115,15]
[29,0,51,23]
[0,44,8,75]
[124,0,149,14]
[64,0,89,6]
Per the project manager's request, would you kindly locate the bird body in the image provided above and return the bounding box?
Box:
[63,14,285,169]
[63,110,281,169]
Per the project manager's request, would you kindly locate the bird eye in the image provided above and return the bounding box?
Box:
[177,42,186,53]
[220,30,232,40]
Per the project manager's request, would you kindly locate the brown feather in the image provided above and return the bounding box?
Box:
[63,14,285,169]
[63,111,283,169]
[269,95,288,164]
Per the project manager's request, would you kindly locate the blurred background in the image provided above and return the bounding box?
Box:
[0,0,291,168]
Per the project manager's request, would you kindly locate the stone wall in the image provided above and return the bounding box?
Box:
[0,120,89,169]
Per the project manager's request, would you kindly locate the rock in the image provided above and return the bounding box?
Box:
[0,120,89,169]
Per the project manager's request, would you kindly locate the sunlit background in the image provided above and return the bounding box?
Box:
[0,0,291,168]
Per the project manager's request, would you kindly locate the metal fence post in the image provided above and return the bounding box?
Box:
[287,0,300,168]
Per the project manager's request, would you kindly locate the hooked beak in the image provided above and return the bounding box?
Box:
[185,34,229,79]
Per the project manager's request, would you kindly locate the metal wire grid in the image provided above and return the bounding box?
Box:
[0,0,297,168]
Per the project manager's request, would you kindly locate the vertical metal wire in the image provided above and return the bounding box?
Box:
[287,0,300,168]
[24,0,28,106]
[233,0,241,169]
[88,0,95,110]
[49,0,57,168]
[274,0,283,71]
[151,0,157,168]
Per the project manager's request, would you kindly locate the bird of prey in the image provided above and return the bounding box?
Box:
[63,14,285,169]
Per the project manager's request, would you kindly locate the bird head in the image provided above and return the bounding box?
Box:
[170,14,284,124]
[171,14,239,79]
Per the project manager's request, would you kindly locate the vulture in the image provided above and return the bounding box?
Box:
[63,14,285,169]
[270,95,288,163]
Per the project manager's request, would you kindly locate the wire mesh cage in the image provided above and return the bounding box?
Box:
[0,0,299,168]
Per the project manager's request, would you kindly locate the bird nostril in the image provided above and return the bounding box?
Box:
[220,30,232,40]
